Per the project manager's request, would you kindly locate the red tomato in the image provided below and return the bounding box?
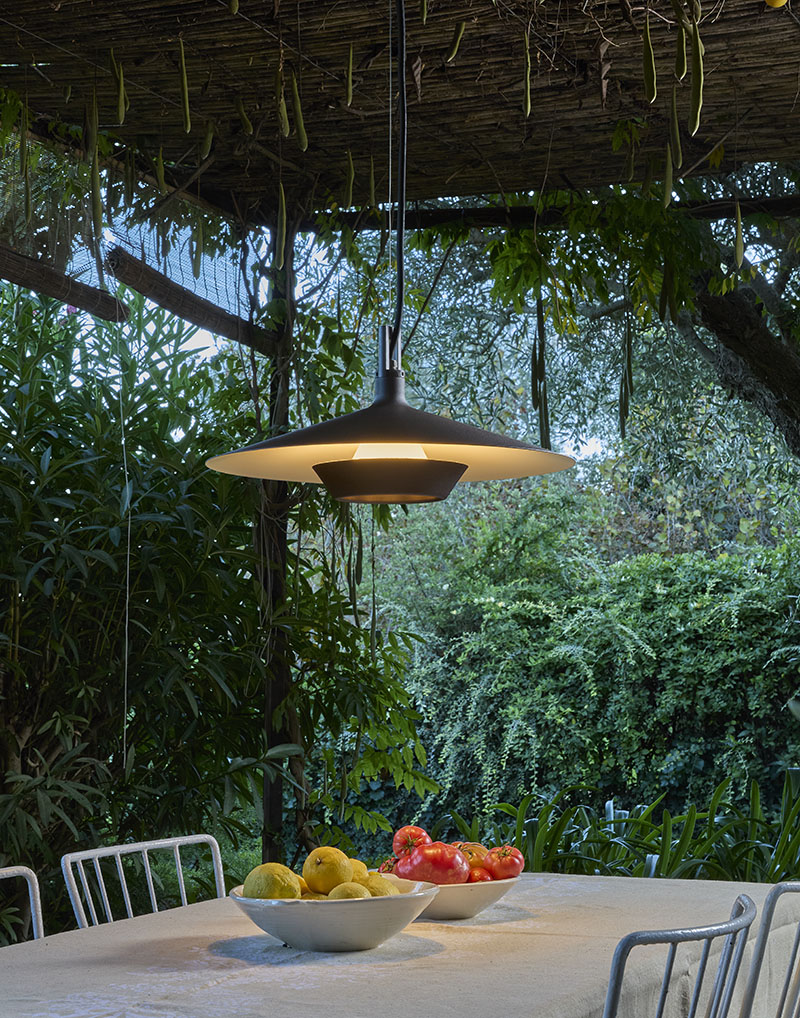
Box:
[394,841,470,884]
[378,855,399,874]
[467,866,493,883]
[392,825,432,857]
[483,844,524,880]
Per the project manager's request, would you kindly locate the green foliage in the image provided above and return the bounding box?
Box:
[431,774,800,884]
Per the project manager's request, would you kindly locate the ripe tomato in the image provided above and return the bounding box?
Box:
[378,855,399,874]
[483,844,524,880]
[467,866,493,883]
[394,841,470,884]
[392,825,432,857]
[458,843,489,869]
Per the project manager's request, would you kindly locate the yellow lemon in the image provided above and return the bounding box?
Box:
[349,858,369,881]
[328,881,371,899]
[297,875,310,894]
[301,890,328,900]
[302,846,353,894]
[362,873,400,897]
[765,0,788,7]
[242,862,301,899]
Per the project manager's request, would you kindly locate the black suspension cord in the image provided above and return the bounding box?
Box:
[389,0,407,361]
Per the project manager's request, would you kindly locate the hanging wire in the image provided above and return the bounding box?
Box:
[387,0,393,330]
[116,327,131,773]
[390,0,407,356]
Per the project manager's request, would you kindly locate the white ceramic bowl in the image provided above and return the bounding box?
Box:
[382,873,519,920]
[229,880,439,952]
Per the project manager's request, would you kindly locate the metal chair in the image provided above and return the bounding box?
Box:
[0,865,44,940]
[739,881,800,1018]
[602,893,757,1018]
[61,834,225,929]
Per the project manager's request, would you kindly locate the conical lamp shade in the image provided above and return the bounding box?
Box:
[206,376,574,502]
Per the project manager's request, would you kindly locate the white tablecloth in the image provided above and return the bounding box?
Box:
[1,874,795,1018]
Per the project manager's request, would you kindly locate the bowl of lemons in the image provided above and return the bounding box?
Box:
[230,846,439,952]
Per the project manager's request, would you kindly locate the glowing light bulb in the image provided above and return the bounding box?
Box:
[352,443,428,460]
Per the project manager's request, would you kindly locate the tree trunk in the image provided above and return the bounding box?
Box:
[258,230,296,864]
[692,272,800,457]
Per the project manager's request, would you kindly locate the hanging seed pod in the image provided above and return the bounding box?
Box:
[446,21,466,63]
[19,102,28,177]
[735,200,744,268]
[626,142,636,182]
[229,0,239,12]
[275,66,290,137]
[344,149,354,207]
[625,318,634,395]
[421,0,428,25]
[688,21,703,135]
[523,30,531,117]
[663,142,673,208]
[369,154,376,207]
[275,181,287,270]
[643,13,657,104]
[85,90,97,163]
[641,154,655,197]
[291,72,308,151]
[179,37,191,134]
[355,526,363,585]
[346,42,353,107]
[63,84,72,103]
[91,152,103,244]
[117,61,126,125]
[200,119,214,160]
[192,217,203,279]
[155,146,167,193]
[659,259,673,320]
[670,85,683,169]
[675,22,687,80]
[24,165,31,225]
[236,96,253,135]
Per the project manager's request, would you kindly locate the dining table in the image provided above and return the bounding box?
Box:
[2,873,798,1018]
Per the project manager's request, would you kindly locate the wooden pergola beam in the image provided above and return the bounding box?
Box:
[320,195,800,234]
[105,246,279,358]
[0,243,128,322]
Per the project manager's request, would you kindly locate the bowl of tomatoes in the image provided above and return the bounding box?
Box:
[378,826,524,921]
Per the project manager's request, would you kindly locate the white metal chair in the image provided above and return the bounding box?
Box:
[739,881,800,1018]
[61,834,225,929]
[602,893,757,1018]
[0,864,44,940]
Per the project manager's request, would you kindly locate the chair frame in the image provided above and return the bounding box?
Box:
[0,864,44,940]
[739,881,800,1018]
[61,834,225,929]
[602,893,757,1018]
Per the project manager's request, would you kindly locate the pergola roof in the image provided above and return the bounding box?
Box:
[1,0,798,227]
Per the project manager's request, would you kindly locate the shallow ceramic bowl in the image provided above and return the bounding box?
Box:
[229,880,439,952]
[382,873,519,920]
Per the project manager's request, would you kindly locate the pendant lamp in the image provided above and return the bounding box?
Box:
[207,0,574,503]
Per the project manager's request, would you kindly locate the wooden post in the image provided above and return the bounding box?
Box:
[257,226,296,864]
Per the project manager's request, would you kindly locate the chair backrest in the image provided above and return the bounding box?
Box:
[61,834,225,929]
[0,865,44,940]
[739,881,800,1018]
[602,893,758,1018]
